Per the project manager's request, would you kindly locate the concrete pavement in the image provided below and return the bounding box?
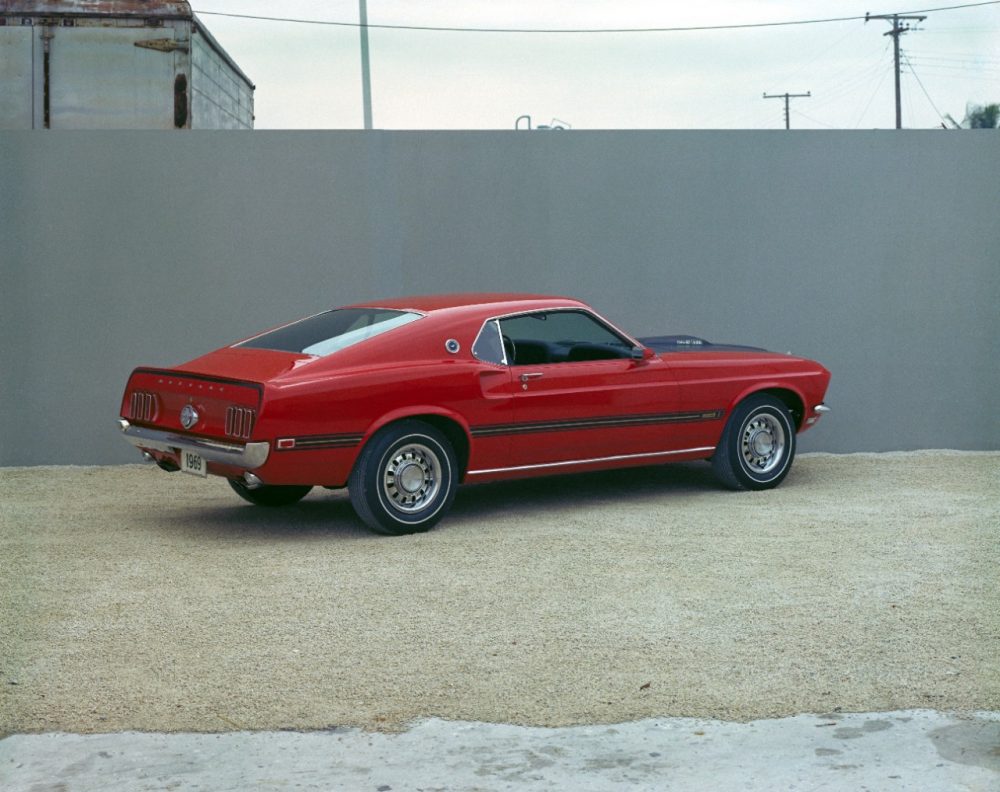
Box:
[3,710,999,791]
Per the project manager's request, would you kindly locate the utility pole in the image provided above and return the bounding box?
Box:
[763,92,811,129]
[359,0,373,129]
[865,12,926,129]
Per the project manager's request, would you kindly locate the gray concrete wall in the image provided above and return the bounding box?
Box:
[1,130,997,466]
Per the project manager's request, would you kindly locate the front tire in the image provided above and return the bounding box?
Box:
[712,395,796,490]
[228,478,313,507]
[349,420,458,535]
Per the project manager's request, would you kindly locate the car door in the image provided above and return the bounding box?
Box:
[496,310,686,469]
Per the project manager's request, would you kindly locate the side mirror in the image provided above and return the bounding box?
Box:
[631,346,655,362]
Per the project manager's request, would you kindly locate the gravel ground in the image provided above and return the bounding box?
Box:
[1,452,998,736]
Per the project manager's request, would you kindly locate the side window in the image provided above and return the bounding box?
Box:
[472,320,506,365]
[498,311,632,365]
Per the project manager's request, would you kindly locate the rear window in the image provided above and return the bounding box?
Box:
[238,308,421,356]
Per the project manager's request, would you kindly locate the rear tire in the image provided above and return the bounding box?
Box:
[228,479,313,507]
[712,395,796,490]
[349,420,458,535]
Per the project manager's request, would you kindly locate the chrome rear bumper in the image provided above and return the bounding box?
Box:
[118,420,270,469]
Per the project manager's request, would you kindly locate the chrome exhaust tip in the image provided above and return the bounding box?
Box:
[243,472,264,490]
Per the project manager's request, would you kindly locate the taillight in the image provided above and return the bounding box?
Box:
[129,391,158,422]
[225,406,255,440]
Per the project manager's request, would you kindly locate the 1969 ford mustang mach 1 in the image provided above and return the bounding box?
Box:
[118,294,830,534]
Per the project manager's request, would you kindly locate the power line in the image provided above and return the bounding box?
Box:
[791,109,837,129]
[809,50,892,111]
[907,67,1000,79]
[903,57,1000,72]
[854,63,892,128]
[769,25,858,87]
[193,2,1000,34]
[901,52,948,122]
[906,52,1000,63]
[920,25,1000,31]
[904,60,1000,74]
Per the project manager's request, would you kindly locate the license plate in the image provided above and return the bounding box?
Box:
[180,449,208,477]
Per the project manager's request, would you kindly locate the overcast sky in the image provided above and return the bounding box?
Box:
[192,1,1000,130]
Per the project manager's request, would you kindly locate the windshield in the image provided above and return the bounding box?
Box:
[238,308,421,356]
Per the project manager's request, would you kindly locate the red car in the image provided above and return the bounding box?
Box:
[118,294,830,534]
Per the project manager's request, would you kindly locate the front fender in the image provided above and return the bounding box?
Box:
[724,382,808,429]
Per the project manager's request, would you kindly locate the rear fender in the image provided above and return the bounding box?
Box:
[361,407,473,475]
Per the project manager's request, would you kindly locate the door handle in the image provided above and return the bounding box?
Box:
[519,372,543,390]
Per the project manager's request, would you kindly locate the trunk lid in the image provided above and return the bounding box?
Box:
[122,368,263,442]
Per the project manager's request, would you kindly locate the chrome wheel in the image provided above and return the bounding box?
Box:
[740,412,787,475]
[349,420,459,535]
[381,442,442,513]
[712,394,797,491]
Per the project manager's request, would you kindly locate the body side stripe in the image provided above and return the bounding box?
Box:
[467,446,717,476]
[469,409,723,438]
[276,433,364,451]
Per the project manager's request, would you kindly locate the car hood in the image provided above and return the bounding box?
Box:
[176,347,315,383]
[638,335,768,354]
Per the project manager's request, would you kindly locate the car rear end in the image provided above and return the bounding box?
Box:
[118,368,269,482]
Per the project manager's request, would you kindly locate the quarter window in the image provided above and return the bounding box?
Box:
[472,319,506,365]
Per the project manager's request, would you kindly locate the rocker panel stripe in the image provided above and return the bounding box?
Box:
[469,409,723,438]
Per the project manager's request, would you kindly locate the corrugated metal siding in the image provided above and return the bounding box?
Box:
[191,30,252,129]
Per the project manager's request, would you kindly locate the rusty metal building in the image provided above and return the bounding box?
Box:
[0,1,253,129]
